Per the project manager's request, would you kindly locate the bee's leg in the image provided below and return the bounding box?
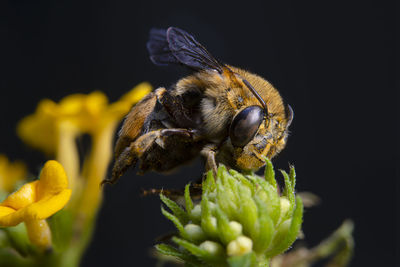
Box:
[141,184,202,201]
[160,128,201,141]
[201,144,218,176]
[102,131,160,185]
[101,147,138,186]
[104,128,201,185]
[156,88,196,128]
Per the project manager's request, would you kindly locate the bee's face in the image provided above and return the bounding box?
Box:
[229,109,290,171]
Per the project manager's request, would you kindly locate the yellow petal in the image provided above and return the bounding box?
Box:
[119,82,152,103]
[84,91,109,116]
[17,100,59,155]
[25,219,52,250]
[0,155,27,193]
[37,160,68,200]
[24,189,71,220]
[1,181,38,210]
[0,207,25,226]
[59,91,107,116]
[0,206,15,217]
[107,82,152,120]
[0,189,71,226]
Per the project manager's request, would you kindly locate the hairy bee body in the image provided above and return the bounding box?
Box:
[104,27,293,185]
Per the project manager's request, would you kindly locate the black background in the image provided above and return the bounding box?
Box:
[3,1,397,266]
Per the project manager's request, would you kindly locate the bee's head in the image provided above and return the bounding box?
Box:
[228,104,293,171]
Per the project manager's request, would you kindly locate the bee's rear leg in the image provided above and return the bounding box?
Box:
[102,131,160,186]
[101,148,138,186]
[103,129,200,186]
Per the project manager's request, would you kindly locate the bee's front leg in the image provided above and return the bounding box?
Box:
[201,144,218,176]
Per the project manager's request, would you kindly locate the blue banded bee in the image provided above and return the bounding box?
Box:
[103,27,293,185]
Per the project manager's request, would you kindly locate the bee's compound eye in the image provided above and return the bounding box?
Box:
[229,105,264,147]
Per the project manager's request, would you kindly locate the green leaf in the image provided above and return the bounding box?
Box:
[227,178,240,205]
[0,230,9,248]
[160,194,189,225]
[4,224,33,257]
[227,251,257,267]
[215,207,237,245]
[201,196,218,239]
[219,167,229,186]
[266,196,303,257]
[253,196,275,254]
[229,170,254,194]
[203,171,216,194]
[280,170,295,208]
[237,185,259,241]
[289,165,296,189]
[173,237,224,264]
[216,177,238,219]
[155,243,201,265]
[0,247,33,267]
[249,175,280,224]
[217,164,227,181]
[264,158,277,189]
[155,243,185,259]
[161,207,189,240]
[49,209,74,251]
[185,183,194,215]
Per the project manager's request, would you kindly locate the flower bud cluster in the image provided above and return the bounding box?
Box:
[157,159,303,267]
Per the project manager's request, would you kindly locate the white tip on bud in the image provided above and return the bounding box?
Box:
[184,224,205,242]
[210,216,217,229]
[208,201,217,212]
[227,235,253,256]
[229,221,243,237]
[207,191,217,201]
[199,241,224,256]
[280,197,291,218]
[191,204,202,221]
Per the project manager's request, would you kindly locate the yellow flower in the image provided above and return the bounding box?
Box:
[17,82,152,196]
[17,82,152,155]
[16,82,151,242]
[0,160,71,249]
[0,155,27,193]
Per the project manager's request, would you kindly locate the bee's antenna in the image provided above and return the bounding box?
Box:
[242,79,269,116]
[285,104,294,127]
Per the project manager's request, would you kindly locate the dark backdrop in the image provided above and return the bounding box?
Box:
[3,1,397,266]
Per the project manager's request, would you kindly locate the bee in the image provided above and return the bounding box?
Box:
[102,27,293,185]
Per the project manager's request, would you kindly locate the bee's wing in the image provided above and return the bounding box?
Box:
[147,27,224,73]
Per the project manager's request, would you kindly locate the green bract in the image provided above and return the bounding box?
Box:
[156,159,303,267]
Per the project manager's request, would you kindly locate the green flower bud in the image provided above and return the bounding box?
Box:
[227,235,253,256]
[279,197,291,220]
[210,216,217,229]
[199,240,224,257]
[208,201,217,213]
[158,158,303,266]
[228,221,243,238]
[190,204,201,222]
[184,224,206,243]
[274,219,292,242]
[207,191,217,201]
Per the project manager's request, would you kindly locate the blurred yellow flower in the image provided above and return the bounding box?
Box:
[0,155,27,193]
[0,160,71,249]
[17,82,152,155]
[15,82,152,252]
[17,82,152,195]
